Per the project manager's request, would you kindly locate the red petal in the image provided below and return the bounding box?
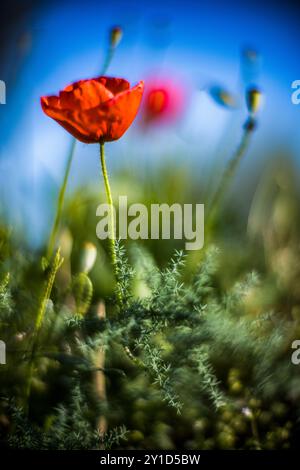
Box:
[41,96,97,143]
[40,79,144,143]
[96,77,130,95]
[87,80,144,141]
[59,79,114,110]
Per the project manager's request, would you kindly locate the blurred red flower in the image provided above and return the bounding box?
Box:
[41,77,144,143]
[142,78,184,124]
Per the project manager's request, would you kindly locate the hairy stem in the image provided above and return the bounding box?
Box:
[99,143,123,308]
[46,40,117,262]
[99,142,117,269]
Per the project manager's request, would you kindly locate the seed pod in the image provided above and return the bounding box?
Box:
[110,26,123,48]
[242,48,259,64]
[246,86,262,114]
[209,85,237,109]
[59,228,73,259]
[73,272,93,316]
[81,242,97,274]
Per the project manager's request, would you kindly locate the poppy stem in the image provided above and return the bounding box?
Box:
[46,139,76,261]
[206,119,255,233]
[45,35,119,262]
[99,143,119,287]
[101,46,115,76]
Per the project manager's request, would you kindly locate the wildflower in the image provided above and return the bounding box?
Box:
[142,78,184,123]
[41,75,144,305]
[41,77,144,143]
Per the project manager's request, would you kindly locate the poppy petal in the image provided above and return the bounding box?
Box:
[89,80,144,141]
[59,79,114,110]
[41,78,144,143]
[41,96,97,142]
[96,77,130,95]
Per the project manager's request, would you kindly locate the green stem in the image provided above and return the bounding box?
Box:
[46,42,116,262]
[47,140,76,261]
[25,248,64,411]
[101,46,115,76]
[250,414,261,450]
[99,142,117,270]
[206,121,254,233]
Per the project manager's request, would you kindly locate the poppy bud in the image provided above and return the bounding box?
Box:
[242,48,259,63]
[110,26,123,48]
[81,242,97,274]
[209,86,237,109]
[14,332,26,342]
[73,272,93,316]
[59,228,73,259]
[246,86,262,114]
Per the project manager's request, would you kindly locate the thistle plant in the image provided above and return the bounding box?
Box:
[1,234,298,449]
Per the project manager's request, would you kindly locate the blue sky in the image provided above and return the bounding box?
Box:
[0,0,299,244]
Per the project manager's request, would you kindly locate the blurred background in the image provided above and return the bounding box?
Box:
[0,0,300,248]
[2,0,300,450]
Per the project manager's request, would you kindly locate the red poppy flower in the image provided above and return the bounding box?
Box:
[142,78,184,124]
[41,77,144,143]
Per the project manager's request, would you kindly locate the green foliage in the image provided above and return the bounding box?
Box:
[191,346,225,410]
[0,224,299,449]
[73,272,94,316]
[0,273,12,321]
[6,389,127,450]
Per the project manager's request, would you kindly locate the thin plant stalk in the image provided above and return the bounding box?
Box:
[250,413,262,450]
[245,405,262,450]
[99,142,117,271]
[47,140,76,260]
[94,301,107,443]
[46,39,118,261]
[206,120,255,233]
[25,248,64,411]
[25,249,64,410]
[101,45,115,78]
